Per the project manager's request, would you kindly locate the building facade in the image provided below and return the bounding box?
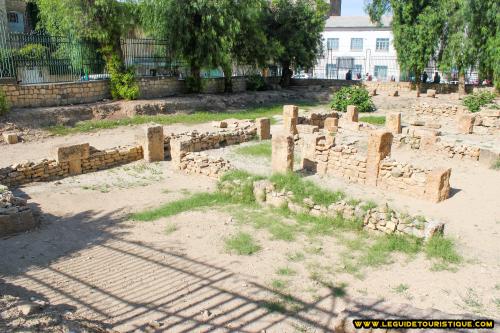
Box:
[313,16,401,81]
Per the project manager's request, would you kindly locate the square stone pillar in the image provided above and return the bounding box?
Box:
[2,132,18,144]
[170,137,193,167]
[272,134,294,173]
[427,89,436,98]
[256,117,271,140]
[345,105,358,122]
[324,117,339,133]
[386,112,402,134]
[389,90,399,97]
[424,168,451,203]
[302,133,324,172]
[457,114,475,134]
[283,105,298,135]
[54,143,90,176]
[420,135,438,152]
[366,131,393,186]
[143,126,164,162]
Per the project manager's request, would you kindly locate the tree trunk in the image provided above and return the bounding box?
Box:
[415,69,422,97]
[189,64,202,93]
[280,60,293,87]
[223,65,233,93]
[458,72,466,96]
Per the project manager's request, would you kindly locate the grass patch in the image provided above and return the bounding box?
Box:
[491,158,500,170]
[359,115,386,125]
[225,232,261,255]
[271,279,288,290]
[460,288,483,312]
[287,251,305,262]
[360,234,422,267]
[393,283,410,294]
[164,223,178,235]
[276,267,296,276]
[234,141,272,159]
[270,173,345,206]
[425,236,462,264]
[47,101,320,136]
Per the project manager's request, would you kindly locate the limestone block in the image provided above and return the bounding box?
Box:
[386,112,402,134]
[2,132,19,144]
[256,117,271,140]
[427,89,437,98]
[345,105,359,122]
[296,124,319,134]
[369,88,377,96]
[272,134,294,173]
[457,114,475,134]
[143,126,164,162]
[389,90,399,97]
[366,131,393,186]
[0,210,38,237]
[324,117,339,133]
[424,168,451,203]
[283,105,298,135]
[420,136,438,152]
[302,134,324,172]
[54,143,90,176]
[170,138,193,166]
[478,148,500,168]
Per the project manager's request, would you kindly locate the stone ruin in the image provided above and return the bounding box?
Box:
[0,186,38,237]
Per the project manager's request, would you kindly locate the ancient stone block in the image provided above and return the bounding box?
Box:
[478,148,500,168]
[427,89,437,98]
[420,136,438,152]
[0,210,38,237]
[283,105,298,135]
[54,143,90,176]
[386,113,402,134]
[143,126,164,162]
[366,131,393,186]
[2,132,19,144]
[272,134,294,173]
[256,117,271,140]
[170,138,193,166]
[345,105,358,122]
[389,90,399,97]
[296,124,319,134]
[302,134,324,172]
[324,117,339,133]
[457,114,475,134]
[369,88,377,96]
[424,168,451,203]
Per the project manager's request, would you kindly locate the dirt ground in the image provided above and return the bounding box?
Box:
[1,91,499,332]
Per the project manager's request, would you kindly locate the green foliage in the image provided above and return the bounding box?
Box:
[359,115,386,125]
[331,86,375,113]
[246,74,268,91]
[492,158,500,170]
[225,232,261,255]
[360,234,422,267]
[185,75,205,93]
[270,173,345,206]
[463,91,496,112]
[16,44,47,60]
[107,54,139,100]
[235,142,272,159]
[425,235,462,264]
[265,0,328,86]
[0,89,9,116]
[276,267,296,276]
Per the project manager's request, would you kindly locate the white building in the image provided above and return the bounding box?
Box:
[313,16,401,82]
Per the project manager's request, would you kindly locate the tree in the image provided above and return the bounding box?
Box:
[140,0,241,93]
[366,0,445,91]
[264,0,328,87]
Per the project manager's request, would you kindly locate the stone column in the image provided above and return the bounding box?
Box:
[256,117,271,140]
[272,134,294,173]
[457,114,475,134]
[366,131,393,186]
[54,143,90,176]
[143,126,164,162]
[324,117,339,133]
[345,105,359,122]
[386,112,402,134]
[427,89,436,98]
[283,105,298,135]
[424,168,451,203]
[170,137,193,168]
[302,133,323,172]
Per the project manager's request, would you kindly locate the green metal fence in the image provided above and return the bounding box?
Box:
[0,6,15,80]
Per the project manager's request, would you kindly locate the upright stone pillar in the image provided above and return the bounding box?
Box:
[143,126,164,162]
[345,105,359,122]
[324,117,339,133]
[302,133,323,172]
[427,89,437,98]
[457,114,475,134]
[170,137,192,167]
[272,134,294,173]
[54,143,90,176]
[366,131,393,186]
[283,105,298,135]
[386,112,402,134]
[424,168,451,203]
[256,117,271,140]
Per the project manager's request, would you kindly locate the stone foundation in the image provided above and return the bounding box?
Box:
[0,187,38,237]
[176,152,232,179]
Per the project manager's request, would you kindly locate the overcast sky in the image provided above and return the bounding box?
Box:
[342,0,367,16]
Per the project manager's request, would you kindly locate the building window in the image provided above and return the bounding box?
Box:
[374,65,388,80]
[326,64,337,79]
[376,38,390,51]
[327,38,339,51]
[350,38,363,51]
[7,12,19,23]
[353,64,363,77]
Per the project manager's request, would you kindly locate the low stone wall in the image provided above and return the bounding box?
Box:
[473,110,500,134]
[298,112,338,128]
[0,187,38,237]
[316,144,368,184]
[0,145,143,187]
[377,158,429,197]
[248,179,443,239]
[412,102,467,117]
[177,152,233,178]
[0,81,110,108]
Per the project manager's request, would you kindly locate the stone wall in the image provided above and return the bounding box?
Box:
[298,112,338,128]
[0,145,143,187]
[0,81,110,108]
[412,102,467,117]
[177,152,233,179]
[0,187,38,237]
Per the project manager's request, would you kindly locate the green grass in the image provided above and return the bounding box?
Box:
[234,141,272,159]
[271,279,288,290]
[270,173,345,206]
[393,283,410,294]
[359,115,386,125]
[425,235,462,264]
[286,251,305,262]
[360,234,422,267]
[492,158,500,170]
[276,267,296,276]
[225,232,261,255]
[46,101,321,136]
[164,223,178,235]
